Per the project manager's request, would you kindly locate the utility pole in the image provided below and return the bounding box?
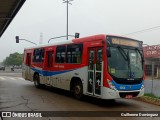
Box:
[39,32,43,44]
[62,0,74,40]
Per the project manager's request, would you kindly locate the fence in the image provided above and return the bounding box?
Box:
[144,58,160,97]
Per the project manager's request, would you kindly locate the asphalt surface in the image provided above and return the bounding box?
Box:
[0,70,160,120]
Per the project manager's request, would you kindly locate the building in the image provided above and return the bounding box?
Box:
[143,44,160,79]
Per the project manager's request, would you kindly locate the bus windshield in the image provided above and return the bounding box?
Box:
[108,47,143,79]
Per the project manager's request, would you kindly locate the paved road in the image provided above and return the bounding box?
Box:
[0,73,160,120]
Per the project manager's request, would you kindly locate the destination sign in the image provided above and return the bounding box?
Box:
[111,38,140,47]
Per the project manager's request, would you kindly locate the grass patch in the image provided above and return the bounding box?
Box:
[144,93,160,99]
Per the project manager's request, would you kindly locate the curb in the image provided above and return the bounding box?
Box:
[135,96,160,106]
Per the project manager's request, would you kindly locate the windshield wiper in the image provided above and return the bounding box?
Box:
[117,46,130,71]
[117,46,131,77]
[117,46,129,61]
[135,48,144,63]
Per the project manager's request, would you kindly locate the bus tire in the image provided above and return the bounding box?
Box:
[73,80,83,100]
[34,74,41,88]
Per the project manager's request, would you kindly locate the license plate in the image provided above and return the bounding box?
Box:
[125,95,133,99]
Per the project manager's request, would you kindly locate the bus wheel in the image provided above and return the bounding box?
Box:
[34,74,41,88]
[73,81,83,99]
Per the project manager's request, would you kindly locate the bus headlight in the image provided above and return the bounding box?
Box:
[141,83,144,90]
[107,79,116,90]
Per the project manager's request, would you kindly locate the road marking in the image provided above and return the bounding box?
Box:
[18,78,24,80]
[0,77,5,80]
[8,77,16,80]
[0,76,24,81]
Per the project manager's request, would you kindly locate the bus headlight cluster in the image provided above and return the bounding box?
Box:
[107,79,116,91]
[141,83,144,90]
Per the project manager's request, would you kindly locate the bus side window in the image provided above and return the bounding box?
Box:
[67,44,83,63]
[56,46,66,63]
[33,48,44,62]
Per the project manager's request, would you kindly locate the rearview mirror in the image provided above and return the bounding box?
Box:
[107,48,111,57]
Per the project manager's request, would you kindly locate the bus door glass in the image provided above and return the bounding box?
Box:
[26,53,31,80]
[46,51,54,85]
[47,51,54,68]
[87,47,103,96]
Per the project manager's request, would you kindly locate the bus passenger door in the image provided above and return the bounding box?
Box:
[87,48,103,96]
[46,51,54,86]
[25,53,31,80]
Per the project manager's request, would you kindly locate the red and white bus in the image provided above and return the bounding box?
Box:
[22,34,145,99]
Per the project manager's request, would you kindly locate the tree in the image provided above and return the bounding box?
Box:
[2,52,23,66]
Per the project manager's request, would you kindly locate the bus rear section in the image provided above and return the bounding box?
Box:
[22,49,33,81]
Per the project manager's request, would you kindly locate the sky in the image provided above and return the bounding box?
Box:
[0,0,160,62]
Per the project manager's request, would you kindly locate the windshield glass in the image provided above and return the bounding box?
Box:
[108,47,143,79]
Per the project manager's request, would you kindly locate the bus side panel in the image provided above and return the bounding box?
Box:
[49,66,88,91]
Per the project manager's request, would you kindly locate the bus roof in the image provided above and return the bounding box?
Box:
[24,34,106,50]
[24,34,141,50]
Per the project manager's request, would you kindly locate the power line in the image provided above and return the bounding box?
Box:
[123,26,160,36]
